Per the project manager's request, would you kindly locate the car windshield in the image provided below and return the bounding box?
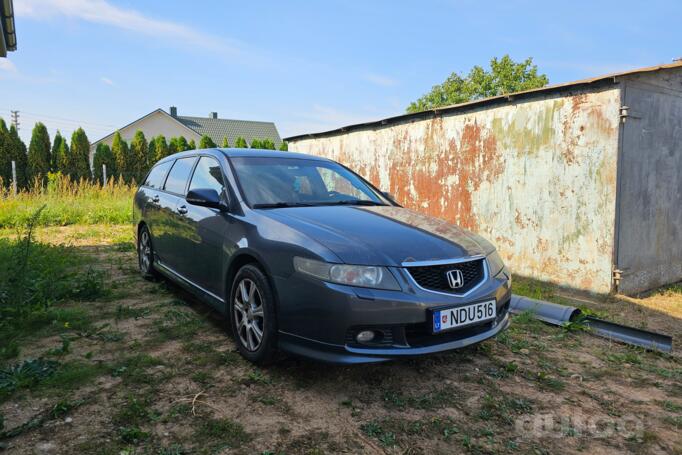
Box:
[230,157,388,208]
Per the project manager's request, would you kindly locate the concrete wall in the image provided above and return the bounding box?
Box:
[289,86,622,294]
[616,71,682,293]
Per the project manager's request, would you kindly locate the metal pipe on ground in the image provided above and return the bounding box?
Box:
[509,294,673,353]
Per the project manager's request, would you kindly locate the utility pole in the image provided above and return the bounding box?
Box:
[11,161,17,196]
[10,110,19,132]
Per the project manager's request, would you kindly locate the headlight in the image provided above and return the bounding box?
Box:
[486,250,505,277]
[293,257,401,290]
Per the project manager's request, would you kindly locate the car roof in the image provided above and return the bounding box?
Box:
[156,148,331,164]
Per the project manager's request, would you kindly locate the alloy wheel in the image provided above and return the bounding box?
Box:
[139,230,152,273]
[233,278,265,351]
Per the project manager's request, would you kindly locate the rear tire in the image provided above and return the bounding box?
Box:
[229,264,278,365]
[138,225,159,281]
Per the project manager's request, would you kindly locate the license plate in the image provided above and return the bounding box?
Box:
[432,300,496,333]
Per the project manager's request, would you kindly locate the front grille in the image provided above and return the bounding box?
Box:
[406,258,485,294]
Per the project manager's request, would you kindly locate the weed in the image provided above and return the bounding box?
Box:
[111,354,164,385]
[118,425,150,444]
[361,416,461,448]
[40,361,108,393]
[478,394,534,424]
[664,415,682,429]
[533,370,566,391]
[0,340,19,361]
[194,418,251,448]
[0,358,59,398]
[192,370,213,385]
[116,305,150,321]
[240,369,272,386]
[662,400,682,413]
[47,334,71,357]
[381,386,459,410]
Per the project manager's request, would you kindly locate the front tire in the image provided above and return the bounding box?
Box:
[229,265,278,365]
[138,225,159,280]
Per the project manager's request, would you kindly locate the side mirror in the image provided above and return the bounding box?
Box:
[186,188,227,211]
[382,191,396,201]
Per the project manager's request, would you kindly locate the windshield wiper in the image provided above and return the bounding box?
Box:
[321,200,387,206]
[252,202,314,209]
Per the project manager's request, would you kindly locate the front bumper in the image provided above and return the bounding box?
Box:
[273,265,512,364]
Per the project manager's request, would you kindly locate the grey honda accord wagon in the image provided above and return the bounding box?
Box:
[133,148,511,364]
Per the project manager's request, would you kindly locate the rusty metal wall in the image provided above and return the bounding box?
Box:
[289,87,622,294]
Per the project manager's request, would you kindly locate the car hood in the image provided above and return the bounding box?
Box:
[261,205,493,266]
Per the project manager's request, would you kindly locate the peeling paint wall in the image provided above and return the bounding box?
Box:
[290,87,622,294]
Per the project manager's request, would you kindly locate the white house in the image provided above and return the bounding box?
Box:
[89,106,281,159]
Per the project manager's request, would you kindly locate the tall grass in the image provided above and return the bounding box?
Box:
[0,173,136,228]
[0,207,109,360]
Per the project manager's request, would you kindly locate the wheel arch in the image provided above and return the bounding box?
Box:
[224,249,280,311]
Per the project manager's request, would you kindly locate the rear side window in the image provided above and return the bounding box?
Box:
[143,161,172,189]
[164,157,197,194]
[189,157,225,193]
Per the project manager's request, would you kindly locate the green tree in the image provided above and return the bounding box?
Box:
[55,135,70,176]
[234,137,247,148]
[93,143,115,184]
[168,137,179,156]
[27,122,51,183]
[261,138,276,150]
[154,135,169,161]
[130,130,149,182]
[0,118,11,188]
[51,131,65,171]
[222,136,230,148]
[69,128,91,181]
[199,135,216,148]
[188,139,196,150]
[112,131,133,183]
[249,139,262,149]
[406,55,548,113]
[147,137,156,165]
[8,125,28,189]
[278,141,288,151]
[177,136,190,151]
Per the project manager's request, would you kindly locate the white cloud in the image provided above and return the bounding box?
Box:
[0,59,17,73]
[100,76,114,86]
[364,73,398,87]
[16,0,238,54]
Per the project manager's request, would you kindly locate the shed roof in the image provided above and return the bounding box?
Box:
[284,61,682,141]
[1,0,17,57]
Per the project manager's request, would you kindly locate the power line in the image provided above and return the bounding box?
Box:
[0,108,116,129]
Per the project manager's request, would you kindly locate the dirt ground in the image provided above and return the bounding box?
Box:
[1,225,681,455]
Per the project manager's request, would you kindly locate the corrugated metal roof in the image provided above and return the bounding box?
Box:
[285,61,682,141]
[178,116,281,147]
[1,0,17,56]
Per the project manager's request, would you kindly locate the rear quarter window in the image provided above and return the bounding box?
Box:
[143,161,173,189]
[164,157,197,195]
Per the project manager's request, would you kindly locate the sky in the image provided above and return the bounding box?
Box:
[1,0,681,145]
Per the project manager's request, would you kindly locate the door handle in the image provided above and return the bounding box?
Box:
[177,205,188,215]
[151,195,160,203]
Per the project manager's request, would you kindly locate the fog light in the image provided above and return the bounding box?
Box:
[356,330,375,343]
